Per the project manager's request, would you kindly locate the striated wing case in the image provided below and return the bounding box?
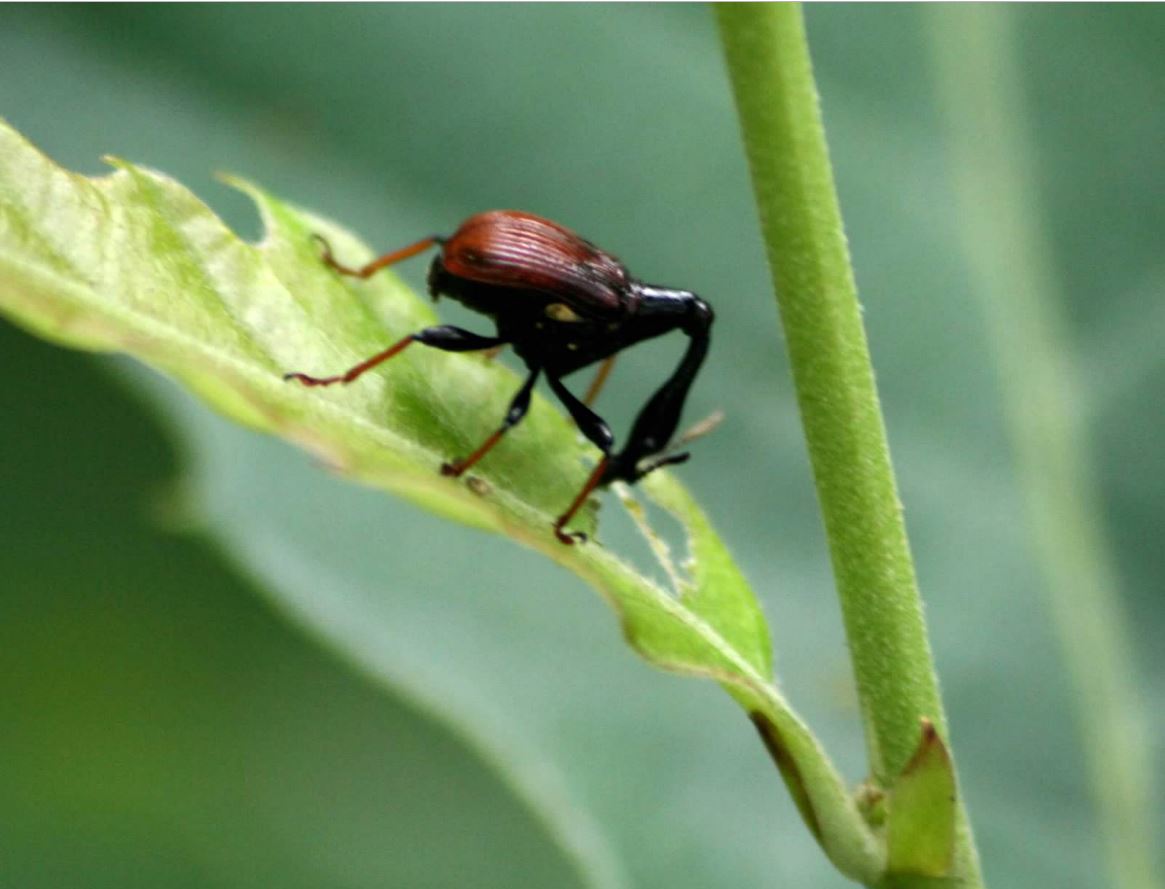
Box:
[440,211,629,314]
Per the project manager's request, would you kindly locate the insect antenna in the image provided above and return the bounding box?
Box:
[634,409,725,478]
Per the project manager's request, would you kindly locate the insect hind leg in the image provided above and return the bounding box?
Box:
[315,233,445,279]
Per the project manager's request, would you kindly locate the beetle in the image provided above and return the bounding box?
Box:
[284,210,713,544]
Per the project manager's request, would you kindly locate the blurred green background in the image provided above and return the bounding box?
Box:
[1,5,1162,888]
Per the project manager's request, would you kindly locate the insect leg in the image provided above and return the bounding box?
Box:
[544,374,616,545]
[314,233,445,279]
[546,374,615,453]
[582,355,617,407]
[441,366,541,478]
[552,456,609,545]
[604,297,713,485]
[284,326,505,387]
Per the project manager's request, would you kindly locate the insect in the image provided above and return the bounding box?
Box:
[284,210,713,544]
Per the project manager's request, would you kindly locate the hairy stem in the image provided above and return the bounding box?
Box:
[716,5,983,885]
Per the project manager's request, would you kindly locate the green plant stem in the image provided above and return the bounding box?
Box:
[927,8,1162,889]
[715,5,983,886]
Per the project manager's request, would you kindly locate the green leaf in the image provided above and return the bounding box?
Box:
[6,6,1164,888]
[886,719,956,877]
[0,117,882,881]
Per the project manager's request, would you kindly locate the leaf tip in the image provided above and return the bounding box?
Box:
[215,170,258,197]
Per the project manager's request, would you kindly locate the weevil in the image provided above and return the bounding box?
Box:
[285,210,713,544]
